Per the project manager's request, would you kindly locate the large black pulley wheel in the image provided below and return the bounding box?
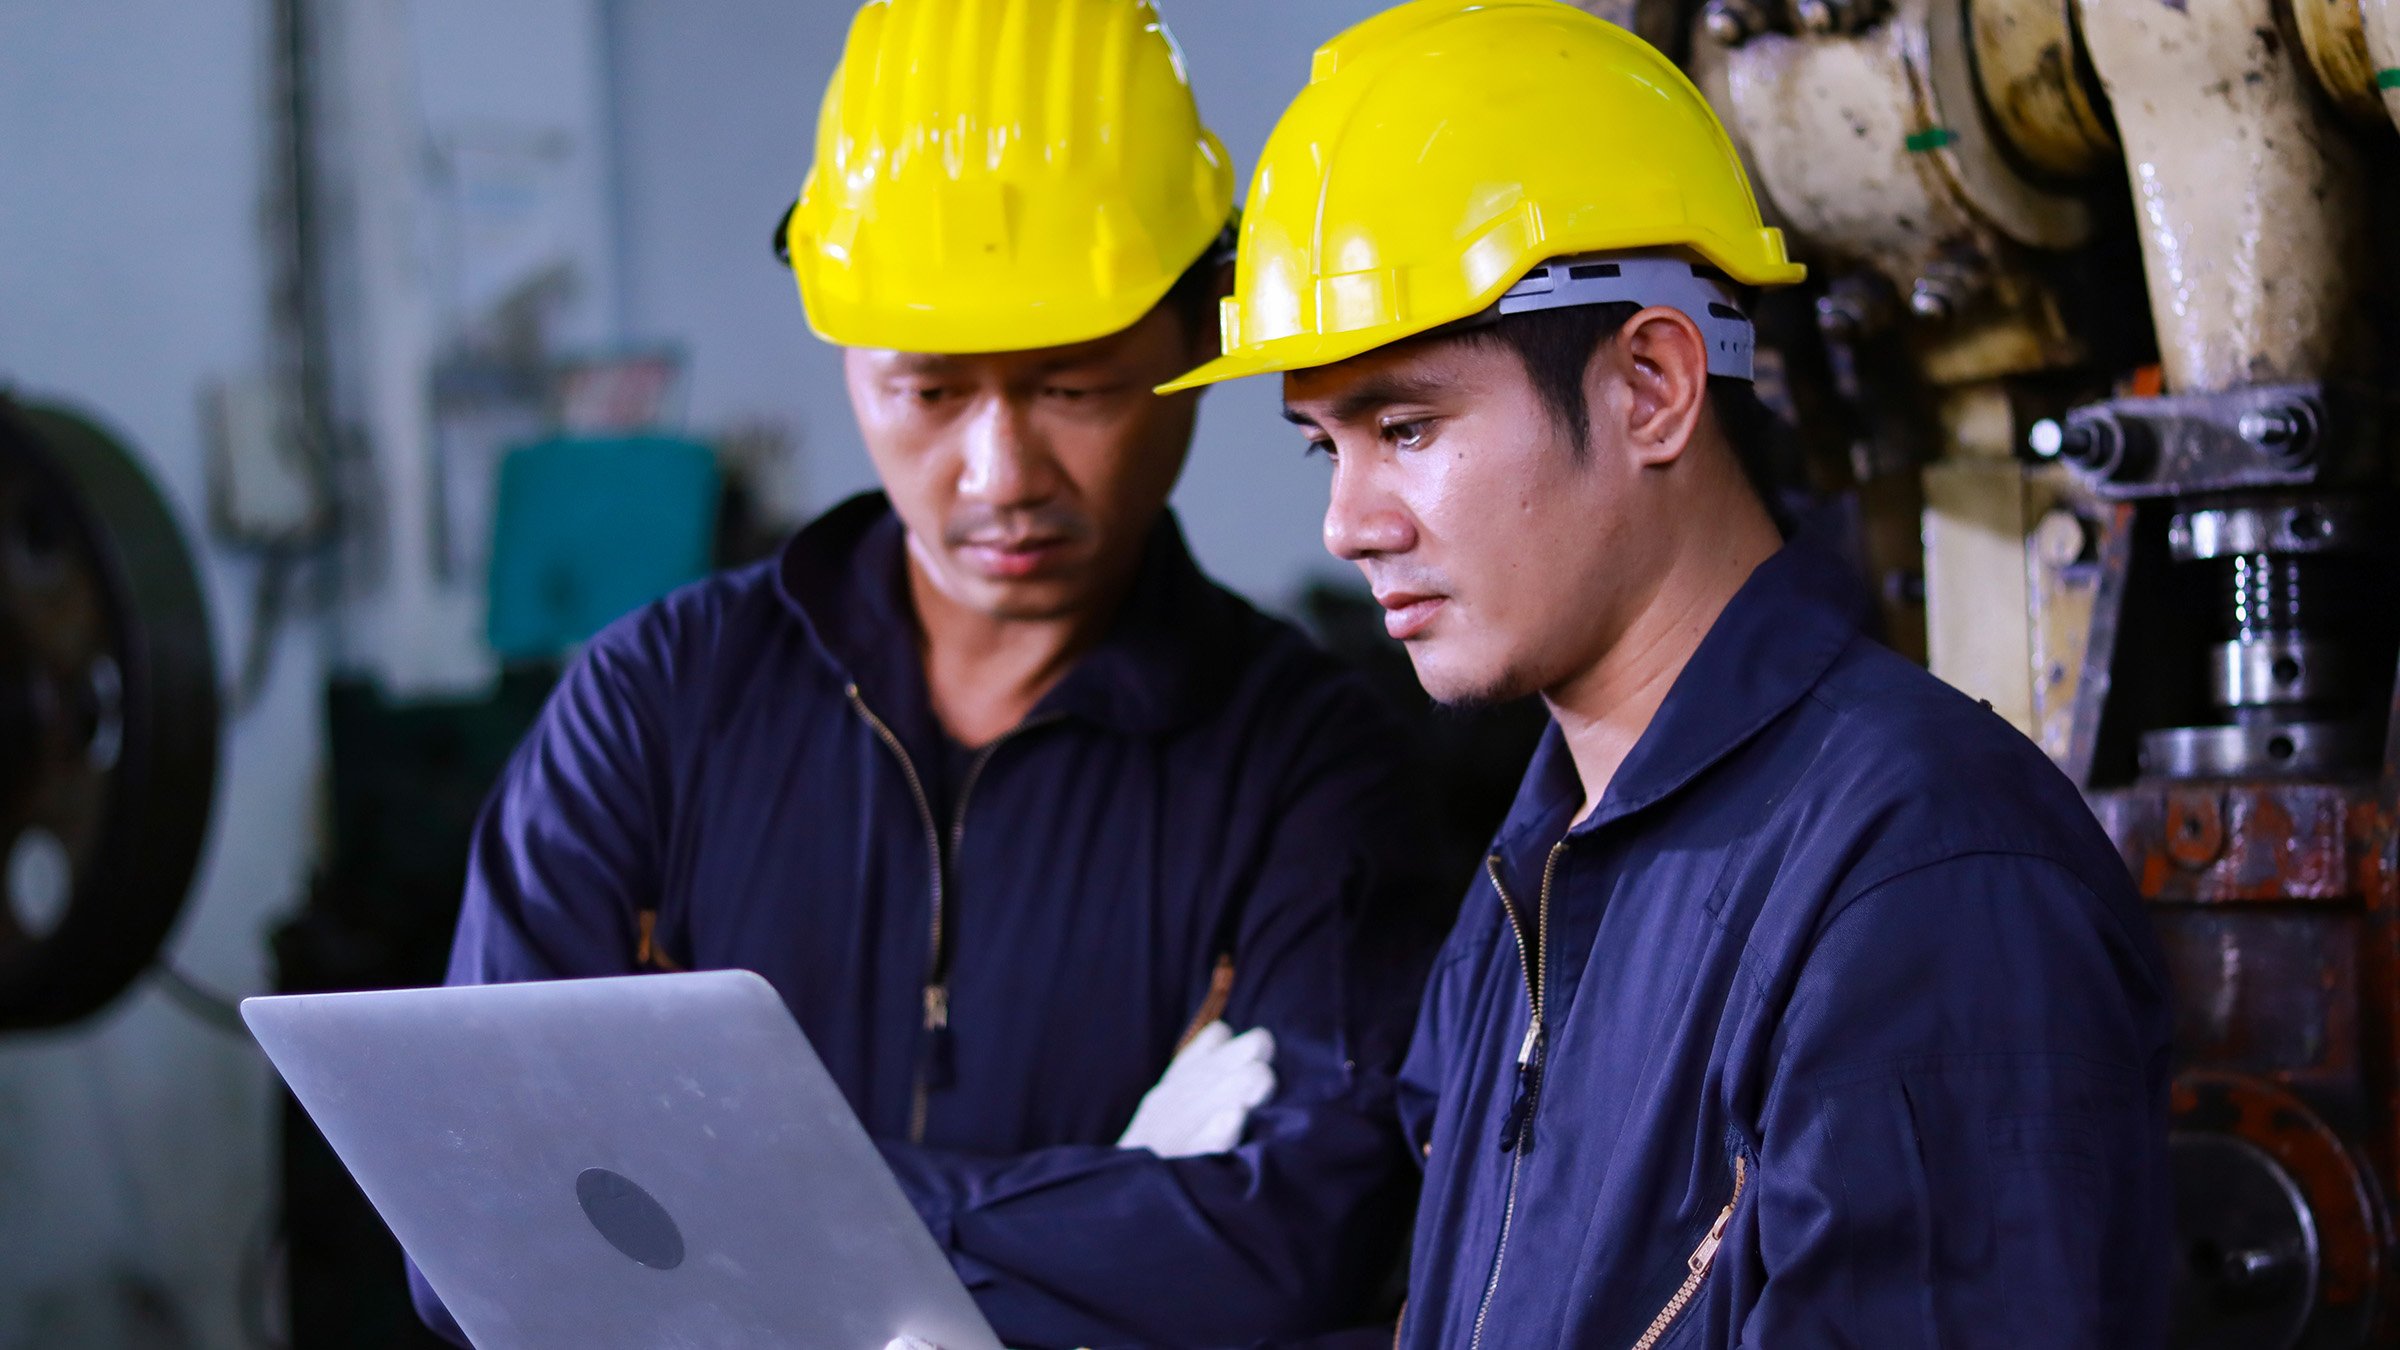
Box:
[0,395,217,1030]
[2169,1071,2387,1350]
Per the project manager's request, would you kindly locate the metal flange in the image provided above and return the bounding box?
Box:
[2168,497,2375,560]
[2139,718,2378,779]
[1968,0,2117,178]
[2208,637,2346,709]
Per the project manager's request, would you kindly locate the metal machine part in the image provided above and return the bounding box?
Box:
[1701,0,1778,46]
[1715,0,2093,349]
[2167,1074,2384,1349]
[2139,720,2377,780]
[2028,385,2369,499]
[1706,0,2113,700]
[2210,637,2345,710]
[2136,494,2380,782]
[2048,481,2400,1350]
[0,396,217,1030]
[1967,0,2115,177]
[1709,0,2399,1342]
[2169,1133,2321,1350]
[2075,0,2368,394]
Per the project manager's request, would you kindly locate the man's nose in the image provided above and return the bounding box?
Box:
[956,397,1057,507]
[1323,457,1415,562]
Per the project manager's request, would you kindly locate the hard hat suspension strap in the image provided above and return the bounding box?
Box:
[1480,251,1756,382]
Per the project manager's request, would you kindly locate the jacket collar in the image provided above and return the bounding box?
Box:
[1498,539,1872,849]
[774,492,1243,743]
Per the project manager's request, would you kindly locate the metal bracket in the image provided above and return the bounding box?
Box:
[2028,383,2372,500]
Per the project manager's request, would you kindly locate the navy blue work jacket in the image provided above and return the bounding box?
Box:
[412,495,1441,1349]
[1395,542,2174,1349]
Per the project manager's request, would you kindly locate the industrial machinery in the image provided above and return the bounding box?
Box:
[0,394,218,1030]
[1661,0,2400,1343]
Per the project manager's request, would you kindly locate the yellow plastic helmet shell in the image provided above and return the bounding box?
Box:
[788,0,1236,354]
[1159,0,1804,392]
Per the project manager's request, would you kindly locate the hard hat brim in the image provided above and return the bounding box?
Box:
[1159,245,1807,393]
[1155,328,1390,394]
[811,274,1186,358]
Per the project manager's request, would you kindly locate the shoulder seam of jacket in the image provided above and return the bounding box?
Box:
[1821,845,2100,933]
[1817,847,2162,1005]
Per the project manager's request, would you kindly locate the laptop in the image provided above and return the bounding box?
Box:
[244,970,1002,1350]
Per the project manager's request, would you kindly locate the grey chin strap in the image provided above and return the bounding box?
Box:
[1489,250,1756,381]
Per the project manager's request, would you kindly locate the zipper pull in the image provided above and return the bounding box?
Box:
[921,984,956,1091]
[1497,1021,1545,1154]
[1688,1157,1746,1274]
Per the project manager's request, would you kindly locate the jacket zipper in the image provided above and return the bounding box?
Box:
[1468,840,1566,1350]
[848,683,1060,1144]
[846,685,945,1143]
[1628,1154,1748,1350]
[918,712,1061,1136]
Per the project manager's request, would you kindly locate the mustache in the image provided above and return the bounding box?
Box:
[1359,562,1450,598]
[943,503,1093,549]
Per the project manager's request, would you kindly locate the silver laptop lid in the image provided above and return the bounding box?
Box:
[245,970,1001,1350]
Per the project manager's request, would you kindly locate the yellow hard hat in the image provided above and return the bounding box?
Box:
[1159,0,1804,393]
[785,0,1236,354]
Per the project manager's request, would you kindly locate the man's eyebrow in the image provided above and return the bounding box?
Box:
[1026,349,1119,378]
[1284,371,1452,427]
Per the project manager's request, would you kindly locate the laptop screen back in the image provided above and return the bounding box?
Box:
[245,971,1001,1350]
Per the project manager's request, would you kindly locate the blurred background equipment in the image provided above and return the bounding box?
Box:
[0,397,219,1032]
[483,435,719,661]
[1684,0,2400,1343]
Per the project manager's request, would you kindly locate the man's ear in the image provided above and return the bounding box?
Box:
[1602,307,1710,469]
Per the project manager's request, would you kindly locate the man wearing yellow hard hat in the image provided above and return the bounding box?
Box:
[412,2,1443,1346]
[1167,2,2172,1344]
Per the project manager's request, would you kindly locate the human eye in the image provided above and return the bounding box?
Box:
[1301,435,1337,461]
[1043,377,1129,404]
[1381,418,1433,450]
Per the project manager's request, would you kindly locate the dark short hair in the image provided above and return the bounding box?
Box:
[1451,300,1786,525]
[1160,221,1239,343]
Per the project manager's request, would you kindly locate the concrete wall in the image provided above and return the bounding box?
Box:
[0,3,321,1346]
[606,0,1391,607]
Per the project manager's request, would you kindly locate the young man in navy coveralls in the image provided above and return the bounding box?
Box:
[1163,3,2176,1345]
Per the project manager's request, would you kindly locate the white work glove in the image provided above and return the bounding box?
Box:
[1114,1021,1277,1158]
